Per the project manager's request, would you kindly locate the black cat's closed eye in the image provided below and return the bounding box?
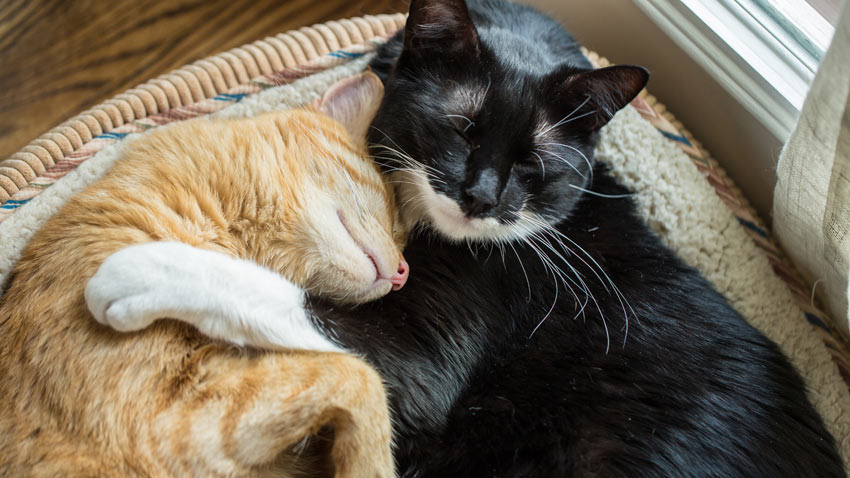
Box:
[446,114,476,144]
[454,127,475,146]
[451,126,480,152]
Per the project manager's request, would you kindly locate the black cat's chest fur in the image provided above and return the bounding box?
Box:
[311,0,844,475]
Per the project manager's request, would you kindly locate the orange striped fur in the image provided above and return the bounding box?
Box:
[0,73,401,477]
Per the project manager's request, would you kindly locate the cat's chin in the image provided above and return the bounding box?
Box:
[427,195,524,242]
[391,169,550,244]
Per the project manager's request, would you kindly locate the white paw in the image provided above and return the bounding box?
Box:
[86,242,345,353]
[99,295,161,332]
[85,242,201,332]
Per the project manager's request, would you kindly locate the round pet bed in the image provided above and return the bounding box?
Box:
[0,12,848,470]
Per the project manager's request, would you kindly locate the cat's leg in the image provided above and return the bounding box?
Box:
[153,349,394,478]
[85,241,341,352]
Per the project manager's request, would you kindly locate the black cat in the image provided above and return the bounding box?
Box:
[312,0,844,476]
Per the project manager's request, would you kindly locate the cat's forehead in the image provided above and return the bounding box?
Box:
[443,80,490,115]
[440,69,540,120]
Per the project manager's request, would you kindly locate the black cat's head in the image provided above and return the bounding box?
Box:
[369,0,648,242]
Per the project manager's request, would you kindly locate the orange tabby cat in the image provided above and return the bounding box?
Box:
[0,72,403,477]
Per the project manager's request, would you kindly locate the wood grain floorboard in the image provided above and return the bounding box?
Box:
[0,0,409,159]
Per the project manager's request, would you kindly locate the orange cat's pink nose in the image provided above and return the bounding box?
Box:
[390,260,409,291]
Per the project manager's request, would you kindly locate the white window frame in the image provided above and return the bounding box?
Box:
[632,0,831,142]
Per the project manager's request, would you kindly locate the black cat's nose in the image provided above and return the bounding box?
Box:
[463,168,500,217]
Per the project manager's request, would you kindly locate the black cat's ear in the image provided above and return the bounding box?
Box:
[403,0,479,55]
[556,65,649,131]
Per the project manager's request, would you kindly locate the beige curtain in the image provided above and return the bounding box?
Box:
[774,1,850,337]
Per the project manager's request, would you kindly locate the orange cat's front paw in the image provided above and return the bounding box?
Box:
[85,241,344,352]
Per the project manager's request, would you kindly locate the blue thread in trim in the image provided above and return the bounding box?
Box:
[329,50,364,59]
[96,132,129,140]
[736,218,767,238]
[658,130,692,146]
[213,93,247,102]
[1,199,28,210]
[805,312,832,334]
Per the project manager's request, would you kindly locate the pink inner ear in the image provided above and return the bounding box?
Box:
[318,72,384,139]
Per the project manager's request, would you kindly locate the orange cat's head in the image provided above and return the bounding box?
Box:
[270,72,408,304]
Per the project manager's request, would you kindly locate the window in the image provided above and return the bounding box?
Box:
[633,0,836,141]
[737,0,835,72]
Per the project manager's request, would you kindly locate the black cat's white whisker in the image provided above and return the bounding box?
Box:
[538,142,594,182]
[532,229,591,319]
[531,217,614,297]
[482,242,496,264]
[544,222,636,338]
[531,151,545,180]
[516,233,559,292]
[386,181,430,189]
[521,223,586,292]
[445,114,475,132]
[540,238,599,326]
[537,244,582,310]
[568,184,633,199]
[507,242,532,303]
[370,143,438,173]
[540,149,586,178]
[539,96,591,136]
[515,222,581,306]
[372,155,444,180]
[533,228,589,285]
[369,125,409,153]
[559,108,597,126]
[367,132,443,178]
[466,239,477,258]
[529,273,558,339]
[400,193,427,211]
[518,231,586,339]
[377,167,423,177]
[521,215,615,345]
[376,156,448,187]
[376,156,446,184]
[563,144,593,181]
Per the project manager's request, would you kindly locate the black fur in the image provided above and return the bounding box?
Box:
[310,0,844,476]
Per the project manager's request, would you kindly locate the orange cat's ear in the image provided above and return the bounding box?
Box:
[318,71,385,140]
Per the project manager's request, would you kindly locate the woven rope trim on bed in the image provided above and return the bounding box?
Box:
[0,13,406,205]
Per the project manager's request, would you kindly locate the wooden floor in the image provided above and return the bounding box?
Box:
[0,0,409,160]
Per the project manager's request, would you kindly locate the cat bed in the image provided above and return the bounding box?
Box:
[0,13,848,468]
